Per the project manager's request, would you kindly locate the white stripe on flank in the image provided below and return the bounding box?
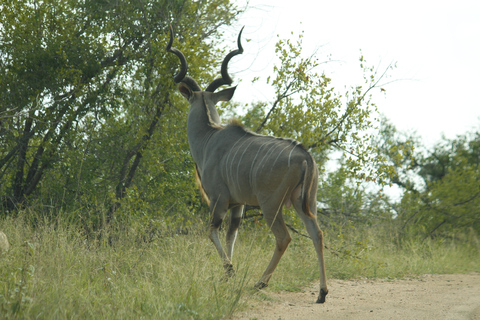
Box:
[271,140,297,171]
[249,141,269,188]
[229,136,250,186]
[223,133,247,180]
[288,141,299,167]
[236,137,256,191]
[254,141,278,179]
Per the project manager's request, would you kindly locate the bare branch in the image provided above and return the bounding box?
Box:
[255,81,294,133]
[453,190,480,207]
[285,223,311,239]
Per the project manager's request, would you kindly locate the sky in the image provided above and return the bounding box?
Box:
[223,0,480,148]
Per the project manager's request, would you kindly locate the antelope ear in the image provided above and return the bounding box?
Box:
[178,82,193,100]
[213,86,237,103]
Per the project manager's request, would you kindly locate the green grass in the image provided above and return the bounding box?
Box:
[1,214,479,319]
[325,228,480,280]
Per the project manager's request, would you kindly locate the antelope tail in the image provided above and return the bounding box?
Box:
[301,157,317,218]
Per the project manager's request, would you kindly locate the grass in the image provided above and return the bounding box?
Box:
[1,213,479,319]
[325,228,480,280]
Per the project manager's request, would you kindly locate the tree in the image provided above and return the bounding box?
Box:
[233,32,398,185]
[380,122,480,237]
[0,0,241,223]
[317,161,392,228]
[372,116,417,190]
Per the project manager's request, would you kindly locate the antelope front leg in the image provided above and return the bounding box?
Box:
[209,226,232,268]
[208,199,233,273]
[224,205,243,276]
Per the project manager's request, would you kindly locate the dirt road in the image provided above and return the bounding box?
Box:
[233,273,480,320]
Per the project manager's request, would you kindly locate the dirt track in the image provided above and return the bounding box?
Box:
[233,273,480,320]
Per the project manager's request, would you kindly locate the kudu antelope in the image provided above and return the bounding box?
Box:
[167,26,328,303]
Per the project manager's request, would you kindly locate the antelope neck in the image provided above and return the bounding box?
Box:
[187,92,222,168]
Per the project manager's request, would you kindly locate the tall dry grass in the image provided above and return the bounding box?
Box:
[1,212,479,319]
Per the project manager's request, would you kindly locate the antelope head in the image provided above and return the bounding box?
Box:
[167,25,243,132]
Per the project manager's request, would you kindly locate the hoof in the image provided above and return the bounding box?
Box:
[254,281,268,289]
[222,264,235,280]
[224,263,234,274]
[316,288,328,303]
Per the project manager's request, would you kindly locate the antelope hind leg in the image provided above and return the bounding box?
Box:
[295,203,328,303]
[255,208,291,289]
[306,219,328,303]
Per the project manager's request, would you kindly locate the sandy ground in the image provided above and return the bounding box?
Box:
[233,273,480,320]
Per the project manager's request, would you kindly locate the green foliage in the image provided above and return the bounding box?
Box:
[418,130,480,184]
[373,116,417,188]
[383,124,480,237]
[0,0,240,225]
[397,164,480,237]
[317,162,392,228]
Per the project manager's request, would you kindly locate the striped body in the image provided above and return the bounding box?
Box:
[196,123,317,215]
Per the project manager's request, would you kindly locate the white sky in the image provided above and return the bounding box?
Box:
[225,0,480,147]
